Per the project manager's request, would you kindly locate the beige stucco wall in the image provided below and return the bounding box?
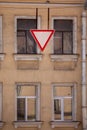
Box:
[0,0,86,130]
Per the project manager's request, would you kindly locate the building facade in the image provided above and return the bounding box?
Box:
[0,0,87,130]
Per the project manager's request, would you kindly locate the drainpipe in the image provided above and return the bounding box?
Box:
[82,11,87,130]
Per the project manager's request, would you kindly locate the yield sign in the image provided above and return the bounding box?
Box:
[30,30,55,51]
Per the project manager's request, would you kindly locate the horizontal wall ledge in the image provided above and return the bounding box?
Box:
[13,121,43,128]
[0,121,5,128]
[0,2,83,8]
[50,121,80,128]
[0,53,5,60]
[0,53,6,69]
[14,54,42,61]
[50,54,79,61]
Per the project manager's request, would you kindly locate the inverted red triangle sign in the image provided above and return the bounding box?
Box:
[30,29,55,51]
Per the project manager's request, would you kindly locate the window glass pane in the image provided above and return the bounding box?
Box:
[54,86,72,97]
[17,86,36,96]
[17,98,25,120]
[27,98,36,120]
[17,19,36,30]
[64,98,72,120]
[63,32,73,54]
[54,32,62,54]
[54,20,73,31]
[27,31,37,54]
[17,31,26,54]
[54,99,61,120]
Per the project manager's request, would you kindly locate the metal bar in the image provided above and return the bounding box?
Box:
[48,8,50,29]
[36,8,38,29]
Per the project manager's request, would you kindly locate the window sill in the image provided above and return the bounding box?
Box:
[14,54,42,70]
[50,54,79,70]
[13,121,43,128]
[0,53,5,69]
[0,53,5,60]
[50,121,80,128]
[0,121,5,128]
[14,54,42,61]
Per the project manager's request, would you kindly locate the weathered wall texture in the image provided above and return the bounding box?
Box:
[0,0,86,130]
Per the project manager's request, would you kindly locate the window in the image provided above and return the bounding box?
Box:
[50,17,78,70]
[16,83,40,121]
[14,17,42,64]
[17,19,37,54]
[54,20,73,54]
[52,83,76,121]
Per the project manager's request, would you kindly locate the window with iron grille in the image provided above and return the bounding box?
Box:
[16,83,40,121]
[17,19,37,54]
[54,20,73,54]
[52,83,76,121]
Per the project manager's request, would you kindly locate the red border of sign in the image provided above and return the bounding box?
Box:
[30,29,55,51]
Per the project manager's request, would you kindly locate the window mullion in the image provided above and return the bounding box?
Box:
[71,31,73,54]
[72,87,75,120]
[36,87,40,120]
[71,97,74,120]
[62,32,63,54]
[25,31,27,54]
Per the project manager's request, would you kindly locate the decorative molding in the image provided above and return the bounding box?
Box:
[50,54,79,70]
[13,121,43,128]
[51,82,77,87]
[0,121,5,128]
[14,54,42,61]
[16,60,39,70]
[14,54,42,70]
[50,54,79,61]
[50,121,80,128]
[16,82,41,86]
[0,2,83,8]
[0,54,5,60]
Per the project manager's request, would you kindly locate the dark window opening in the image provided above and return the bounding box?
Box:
[17,19,37,54]
[54,20,73,54]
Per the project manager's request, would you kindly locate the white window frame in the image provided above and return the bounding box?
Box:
[0,16,2,53]
[0,16,4,61]
[15,82,41,121]
[0,83,2,121]
[51,17,77,54]
[14,16,41,54]
[52,83,77,121]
